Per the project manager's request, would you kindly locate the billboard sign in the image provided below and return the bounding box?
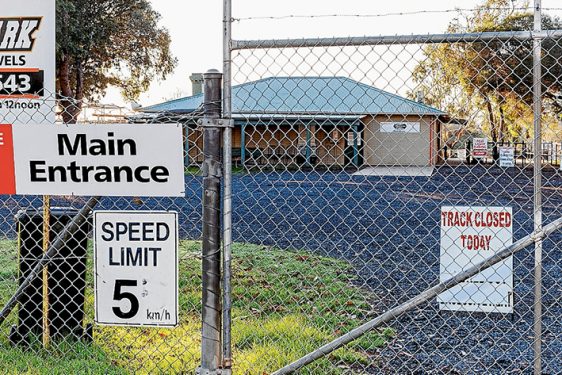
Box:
[0,0,55,123]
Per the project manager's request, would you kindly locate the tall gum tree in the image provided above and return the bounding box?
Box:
[412,0,561,153]
[56,0,176,123]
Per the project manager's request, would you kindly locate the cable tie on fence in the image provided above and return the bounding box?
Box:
[531,229,546,242]
[197,118,235,128]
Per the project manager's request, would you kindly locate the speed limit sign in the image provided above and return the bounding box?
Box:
[94,211,178,327]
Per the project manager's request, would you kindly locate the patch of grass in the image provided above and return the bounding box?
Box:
[0,339,126,375]
[233,314,367,374]
[232,166,246,174]
[185,166,201,175]
[0,239,392,374]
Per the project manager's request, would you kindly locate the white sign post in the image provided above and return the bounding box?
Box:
[472,137,488,159]
[94,211,179,327]
[499,147,515,167]
[0,0,56,124]
[438,206,513,313]
[1,123,185,196]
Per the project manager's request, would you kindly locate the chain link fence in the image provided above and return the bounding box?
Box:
[224,5,562,375]
[0,3,561,375]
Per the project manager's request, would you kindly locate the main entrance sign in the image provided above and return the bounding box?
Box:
[0,123,185,196]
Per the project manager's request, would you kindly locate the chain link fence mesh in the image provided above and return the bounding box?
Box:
[227,29,561,374]
[0,8,560,375]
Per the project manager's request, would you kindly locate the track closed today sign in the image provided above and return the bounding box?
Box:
[438,206,513,313]
[94,211,178,327]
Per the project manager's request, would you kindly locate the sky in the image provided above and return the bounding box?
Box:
[103,0,562,109]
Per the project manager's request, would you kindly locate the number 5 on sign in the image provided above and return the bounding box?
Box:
[112,280,140,319]
[94,211,178,327]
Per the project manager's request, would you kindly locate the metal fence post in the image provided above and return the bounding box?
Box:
[222,0,234,373]
[200,69,223,374]
[532,1,543,374]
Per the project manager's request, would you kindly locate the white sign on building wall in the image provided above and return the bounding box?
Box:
[380,122,420,133]
[0,0,56,124]
[438,206,513,313]
[346,131,362,146]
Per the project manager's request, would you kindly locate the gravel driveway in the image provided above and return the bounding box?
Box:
[0,164,560,373]
[227,165,561,374]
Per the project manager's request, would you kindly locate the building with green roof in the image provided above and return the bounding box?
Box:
[137,76,450,168]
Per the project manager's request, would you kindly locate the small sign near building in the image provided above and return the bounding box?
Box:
[438,206,513,313]
[94,211,179,327]
[472,137,488,158]
[499,147,515,167]
[0,123,185,196]
[380,122,420,133]
[0,0,56,124]
[346,131,362,146]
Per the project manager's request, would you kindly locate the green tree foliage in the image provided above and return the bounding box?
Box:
[56,0,177,123]
[412,0,562,147]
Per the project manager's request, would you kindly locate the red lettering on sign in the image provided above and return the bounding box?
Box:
[441,210,511,228]
[460,234,492,250]
[474,211,512,228]
[0,124,16,195]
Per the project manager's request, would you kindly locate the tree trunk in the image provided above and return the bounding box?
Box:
[485,95,500,161]
[498,100,506,144]
[58,55,83,124]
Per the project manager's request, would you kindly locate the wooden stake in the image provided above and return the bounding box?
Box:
[42,195,50,347]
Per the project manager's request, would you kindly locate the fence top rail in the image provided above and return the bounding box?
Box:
[231,29,562,50]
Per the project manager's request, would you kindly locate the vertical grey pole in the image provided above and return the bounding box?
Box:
[201,69,223,374]
[185,125,190,167]
[222,0,233,372]
[532,1,543,374]
[353,123,359,167]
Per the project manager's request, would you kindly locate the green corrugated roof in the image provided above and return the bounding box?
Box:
[142,76,445,116]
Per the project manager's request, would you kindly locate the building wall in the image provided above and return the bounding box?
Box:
[315,125,346,166]
[234,122,345,166]
[363,115,438,166]
[238,123,348,166]
[187,117,439,167]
